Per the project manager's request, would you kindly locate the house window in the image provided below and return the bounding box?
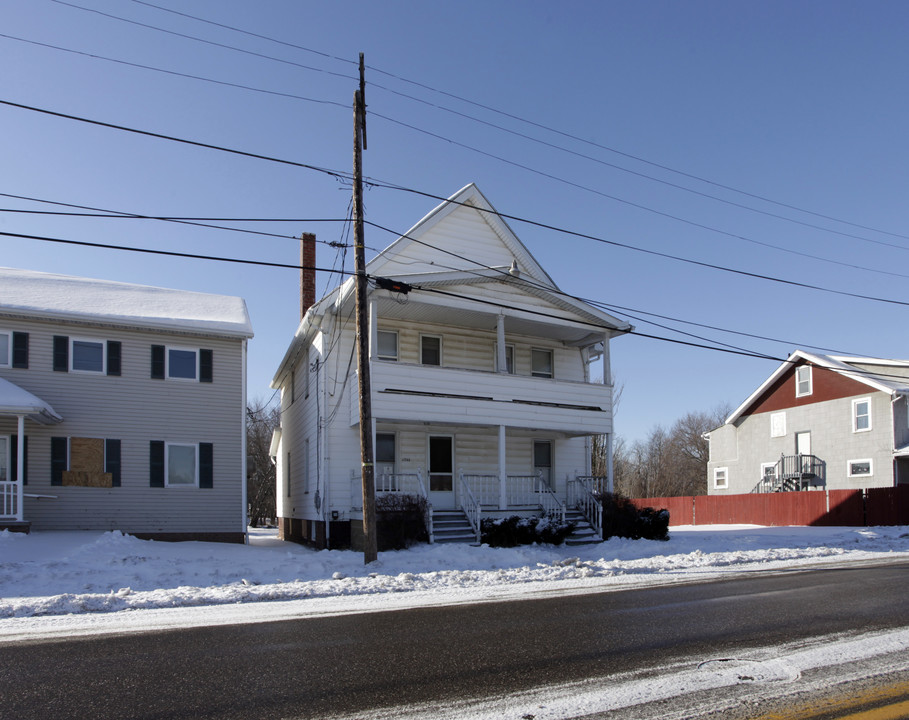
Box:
[760,462,777,483]
[1,331,30,369]
[770,412,787,438]
[848,459,873,477]
[377,330,398,361]
[0,331,9,367]
[151,346,213,382]
[531,348,553,378]
[168,348,198,380]
[713,467,728,489]
[50,437,121,487]
[376,433,396,474]
[496,343,514,374]
[853,398,871,432]
[71,338,106,373]
[166,443,198,486]
[0,435,7,482]
[795,365,812,397]
[421,335,441,366]
[534,440,552,487]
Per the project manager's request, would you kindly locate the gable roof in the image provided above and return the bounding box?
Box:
[725,350,909,425]
[0,267,253,338]
[367,184,557,287]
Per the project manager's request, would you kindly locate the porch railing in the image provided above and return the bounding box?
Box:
[0,482,19,520]
[459,474,500,506]
[575,475,611,495]
[568,477,603,540]
[506,474,565,522]
[751,455,826,493]
[457,477,482,544]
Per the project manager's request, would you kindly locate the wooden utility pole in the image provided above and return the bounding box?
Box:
[353,65,377,563]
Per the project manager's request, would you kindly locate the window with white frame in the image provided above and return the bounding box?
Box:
[168,347,198,380]
[795,365,812,397]
[770,411,787,438]
[853,398,871,432]
[713,467,728,489]
[71,338,106,373]
[848,459,872,477]
[531,348,553,378]
[0,331,9,367]
[166,443,198,486]
[0,435,7,482]
[377,330,398,361]
[420,335,441,366]
[760,462,777,483]
[496,343,514,374]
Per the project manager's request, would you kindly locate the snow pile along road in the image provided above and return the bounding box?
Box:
[1,525,907,621]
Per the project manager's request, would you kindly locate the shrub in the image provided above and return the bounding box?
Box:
[481,514,576,547]
[375,493,429,550]
[596,491,669,541]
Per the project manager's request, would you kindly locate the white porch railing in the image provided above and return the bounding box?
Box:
[459,474,499,506]
[568,477,603,540]
[457,476,482,544]
[0,482,19,520]
[458,472,565,522]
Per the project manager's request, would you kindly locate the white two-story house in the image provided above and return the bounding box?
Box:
[0,268,253,541]
[271,184,631,547]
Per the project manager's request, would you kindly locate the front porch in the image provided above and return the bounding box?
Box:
[355,469,609,544]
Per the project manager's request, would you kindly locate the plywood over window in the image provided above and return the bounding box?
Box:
[62,437,112,488]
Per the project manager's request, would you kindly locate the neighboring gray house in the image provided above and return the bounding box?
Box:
[270,184,631,547]
[0,268,253,541]
[707,350,909,495]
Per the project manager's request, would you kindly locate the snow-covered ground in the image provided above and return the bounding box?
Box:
[3,525,909,719]
[1,524,908,641]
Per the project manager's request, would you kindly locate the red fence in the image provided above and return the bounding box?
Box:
[630,486,909,527]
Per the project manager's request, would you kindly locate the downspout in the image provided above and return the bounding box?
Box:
[241,338,249,543]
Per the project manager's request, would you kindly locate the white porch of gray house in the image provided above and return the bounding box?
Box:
[0,377,63,524]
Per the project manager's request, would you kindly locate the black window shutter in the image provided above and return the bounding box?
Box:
[200,349,213,383]
[12,332,28,369]
[9,435,27,485]
[107,341,122,376]
[151,345,165,379]
[51,437,68,486]
[105,439,121,487]
[199,442,214,488]
[53,336,69,372]
[149,440,165,487]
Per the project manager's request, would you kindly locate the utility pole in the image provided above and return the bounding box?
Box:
[353,57,377,564]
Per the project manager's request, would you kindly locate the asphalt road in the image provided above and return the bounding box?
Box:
[3,561,908,720]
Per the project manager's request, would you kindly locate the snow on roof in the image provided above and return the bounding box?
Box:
[0,377,62,424]
[0,268,253,338]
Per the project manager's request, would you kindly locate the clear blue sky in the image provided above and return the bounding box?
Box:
[3,1,908,443]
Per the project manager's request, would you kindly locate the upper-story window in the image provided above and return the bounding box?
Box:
[377,330,398,361]
[795,365,812,397]
[531,348,553,378]
[151,345,213,382]
[853,397,871,432]
[0,331,9,367]
[53,335,121,376]
[496,343,514,374]
[421,335,441,366]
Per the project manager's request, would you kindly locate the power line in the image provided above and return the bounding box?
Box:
[122,0,909,245]
[7,97,909,308]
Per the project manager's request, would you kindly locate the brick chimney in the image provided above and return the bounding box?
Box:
[300,232,316,319]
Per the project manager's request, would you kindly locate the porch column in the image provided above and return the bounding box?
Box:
[602,332,611,384]
[16,414,24,522]
[498,425,507,510]
[496,314,507,373]
[368,299,378,361]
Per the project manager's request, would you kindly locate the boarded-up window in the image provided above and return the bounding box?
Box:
[62,437,114,487]
[770,412,786,438]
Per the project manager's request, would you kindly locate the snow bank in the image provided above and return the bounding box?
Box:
[1,525,907,621]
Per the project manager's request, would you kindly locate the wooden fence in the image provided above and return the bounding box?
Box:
[630,485,909,527]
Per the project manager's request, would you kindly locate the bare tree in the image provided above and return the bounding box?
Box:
[608,403,730,498]
[247,398,280,527]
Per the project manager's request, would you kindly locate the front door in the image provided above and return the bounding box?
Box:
[795,432,811,475]
[428,435,454,509]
